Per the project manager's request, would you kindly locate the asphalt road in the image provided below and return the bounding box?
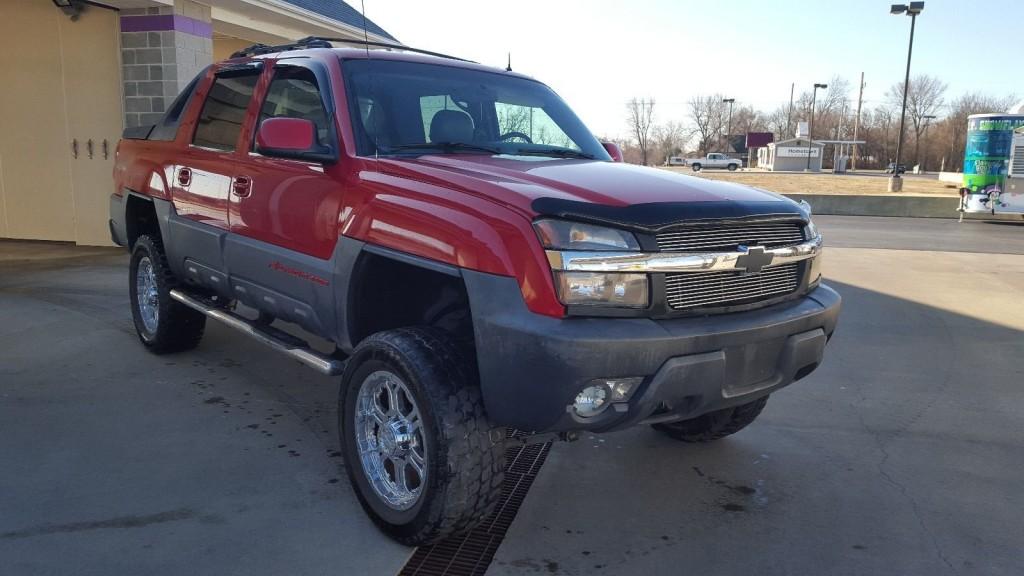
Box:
[2,216,1023,575]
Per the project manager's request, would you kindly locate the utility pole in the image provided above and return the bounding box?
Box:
[786,83,795,137]
[920,114,936,173]
[852,72,864,171]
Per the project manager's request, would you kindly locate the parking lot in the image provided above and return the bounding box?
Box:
[2,216,1023,575]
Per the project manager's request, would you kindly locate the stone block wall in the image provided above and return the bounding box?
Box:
[119,1,213,128]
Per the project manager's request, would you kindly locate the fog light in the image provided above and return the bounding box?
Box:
[572,377,643,418]
[573,386,608,417]
[602,377,642,401]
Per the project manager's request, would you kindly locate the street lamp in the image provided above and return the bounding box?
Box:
[722,98,735,153]
[920,114,937,173]
[806,83,827,171]
[888,1,925,191]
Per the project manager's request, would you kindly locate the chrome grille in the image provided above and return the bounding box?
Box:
[656,222,805,252]
[665,262,801,310]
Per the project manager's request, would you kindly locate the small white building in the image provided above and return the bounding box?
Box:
[758,137,825,172]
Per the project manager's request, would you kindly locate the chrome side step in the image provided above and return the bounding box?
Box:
[169,289,345,376]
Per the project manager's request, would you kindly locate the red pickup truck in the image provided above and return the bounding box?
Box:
[110,38,840,545]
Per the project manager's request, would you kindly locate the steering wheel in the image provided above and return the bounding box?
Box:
[499,131,533,144]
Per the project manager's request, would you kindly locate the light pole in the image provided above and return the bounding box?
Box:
[806,83,827,171]
[722,98,735,153]
[888,1,925,192]
[920,114,936,172]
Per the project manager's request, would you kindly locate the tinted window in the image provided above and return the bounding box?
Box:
[149,67,208,141]
[257,67,330,147]
[192,72,259,151]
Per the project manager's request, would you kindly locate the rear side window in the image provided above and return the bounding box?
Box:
[257,67,329,146]
[192,72,259,151]
[148,67,207,141]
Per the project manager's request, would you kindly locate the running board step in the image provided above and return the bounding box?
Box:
[169,289,345,376]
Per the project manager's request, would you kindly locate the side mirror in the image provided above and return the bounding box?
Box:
[255,117,336,163]
[601,141,623,162]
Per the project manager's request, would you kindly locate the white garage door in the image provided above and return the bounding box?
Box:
[0,0,123,245]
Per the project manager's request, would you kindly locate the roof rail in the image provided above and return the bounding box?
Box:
[229,36,474,63]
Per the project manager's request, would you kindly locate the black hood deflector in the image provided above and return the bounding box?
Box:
[531,198,810,232]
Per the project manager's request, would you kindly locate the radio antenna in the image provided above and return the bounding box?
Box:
[506,52,512,72]
[360,0,370,57]
[360,0,379,161]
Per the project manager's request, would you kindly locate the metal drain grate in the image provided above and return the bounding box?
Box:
[398,436,552,576]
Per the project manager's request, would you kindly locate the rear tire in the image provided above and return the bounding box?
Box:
[339,327,505,546]
[691,163,702,172]
[652,396,768,442]
[129,235,205,353]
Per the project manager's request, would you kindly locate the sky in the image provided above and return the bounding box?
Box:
[365,0,1022,139]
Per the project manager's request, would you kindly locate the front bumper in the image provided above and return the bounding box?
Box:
[464,271,841,433]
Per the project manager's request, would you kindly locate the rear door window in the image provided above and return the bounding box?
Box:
[192,71,260,152]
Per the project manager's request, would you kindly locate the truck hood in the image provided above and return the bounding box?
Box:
[380,155,802,227]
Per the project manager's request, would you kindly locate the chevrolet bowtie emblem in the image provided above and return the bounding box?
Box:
[735,245,773,274]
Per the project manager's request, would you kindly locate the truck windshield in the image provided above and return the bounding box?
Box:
[342,59,610,161]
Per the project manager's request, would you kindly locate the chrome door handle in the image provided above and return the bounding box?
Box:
[232,176,252,198]
[177,167,192,187]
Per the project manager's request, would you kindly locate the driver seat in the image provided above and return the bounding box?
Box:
[429,109,474,143]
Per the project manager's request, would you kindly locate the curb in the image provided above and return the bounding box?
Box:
[783,193,1023,220]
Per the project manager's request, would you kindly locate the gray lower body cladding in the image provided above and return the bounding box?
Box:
[464,270,841,433]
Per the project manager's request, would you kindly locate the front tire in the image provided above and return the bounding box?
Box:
[339,327,505,546]
[129,235,205,353]
[652,396,768,442]
[728,163,738,171]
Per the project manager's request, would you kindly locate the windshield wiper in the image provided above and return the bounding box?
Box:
[383,142,502,155]
[513,147,596,160]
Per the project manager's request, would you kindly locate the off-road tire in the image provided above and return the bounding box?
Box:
[652,395,769,442]
[691,163,702,172]
[339,327,505,546]
[728,163,738,171]
[129,235,205,353]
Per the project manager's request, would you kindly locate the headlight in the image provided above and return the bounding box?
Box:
[555,272,648,308]
[805,217,820,240]
[534,219,640,251]
[801,207,823,285]
[799,201,820,240]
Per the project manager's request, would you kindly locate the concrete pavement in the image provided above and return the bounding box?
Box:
[2,216,1023,575]
[0,246,410,576]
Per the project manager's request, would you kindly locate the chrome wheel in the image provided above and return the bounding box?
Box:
[136,256,159,334]
[354,370,427,511]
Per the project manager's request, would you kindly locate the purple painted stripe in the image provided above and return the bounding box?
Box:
[120,14,211,38]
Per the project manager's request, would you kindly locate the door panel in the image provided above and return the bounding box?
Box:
[229,157,342,258]
[0,1,75,241]
[173,72,262,232]
[229,64,343,259]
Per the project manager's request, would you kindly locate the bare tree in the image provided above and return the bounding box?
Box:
[651,121,690,163]
[626,97,656,165]
[731,105,768,136]
[766,105,791,140]
[687,94,727,153]
[887,74,948,166]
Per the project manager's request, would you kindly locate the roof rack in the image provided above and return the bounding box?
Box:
[230,36,474,63]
